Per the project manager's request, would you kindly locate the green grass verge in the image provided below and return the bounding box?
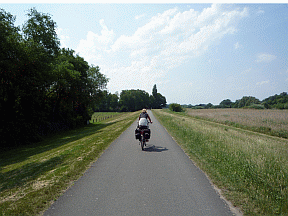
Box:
[0,111,139,216]
[152,109,288,216]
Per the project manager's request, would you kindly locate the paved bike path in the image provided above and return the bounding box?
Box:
[44,111,234,216]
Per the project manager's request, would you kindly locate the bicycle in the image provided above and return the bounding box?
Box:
[135,121,151,151]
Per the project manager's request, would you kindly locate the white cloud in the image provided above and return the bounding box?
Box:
[234,42,241,49]
[56,28,70,48]
[76,4,249,94]
[135,14,146,20]
[76,19,114,62]
[256,53,277,63]
[256,80,269,86]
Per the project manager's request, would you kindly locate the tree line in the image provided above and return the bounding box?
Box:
[1,8,108,147]
[1,8,167,148]
[94,84,167,112]
[181,92,288,110]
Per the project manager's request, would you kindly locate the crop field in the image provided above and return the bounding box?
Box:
[153,109,288,215]
[186,108,288,138]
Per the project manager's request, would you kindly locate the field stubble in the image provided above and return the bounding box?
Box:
[186,108,288,138]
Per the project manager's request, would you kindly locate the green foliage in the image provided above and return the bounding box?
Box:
[93,91,119,112]
[119,89,150,112]
[151,84,167,109]
[169,103,183,112]
[22,8,60,56]
[262,92,288,109]
[245,104,265,109]
[234,96,261,108]
[95,84,167,112]
[152,84,157,98]
[0,8,108,148]
[220,99,232,108]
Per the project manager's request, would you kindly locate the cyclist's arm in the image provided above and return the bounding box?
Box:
[147,115,152,123]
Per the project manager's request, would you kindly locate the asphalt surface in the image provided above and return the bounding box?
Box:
[44,111,234,216]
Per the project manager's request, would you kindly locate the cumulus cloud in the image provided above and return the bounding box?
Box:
[76,19,114,62]
[256,53,277,63]
[56,28,70,48]
[76,4,249,93]
[256,80,269,86]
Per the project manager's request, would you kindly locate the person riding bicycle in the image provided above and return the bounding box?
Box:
[138,109,152,125]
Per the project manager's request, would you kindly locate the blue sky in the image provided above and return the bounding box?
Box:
[1,3,288,105]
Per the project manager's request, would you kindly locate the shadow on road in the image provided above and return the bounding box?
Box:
[143,145,168,152]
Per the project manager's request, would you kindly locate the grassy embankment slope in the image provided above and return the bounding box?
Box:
[0,111,139,216]
[152,109,288,216]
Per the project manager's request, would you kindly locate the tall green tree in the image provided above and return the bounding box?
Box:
[22,8,60,56]
[262,92,288,109]
[1,8,108,147]
[0,9,24,146]
[220,99,232,108]
[1,8,60,146]
[151,84,166,109]
[235,96,260,108]
[152,84,157,98]
[94,91,119,112]
[49,49,108,127]
[119,89,150,112]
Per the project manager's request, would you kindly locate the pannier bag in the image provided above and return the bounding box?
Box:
[135,128,141,140]
[134,128,151,140]
[144,132,150,139]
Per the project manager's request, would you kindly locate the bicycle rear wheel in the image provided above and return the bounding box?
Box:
[141,135,144,150]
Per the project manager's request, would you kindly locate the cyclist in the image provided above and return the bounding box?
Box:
[139,109,152,124]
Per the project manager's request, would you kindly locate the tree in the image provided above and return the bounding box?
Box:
[152,84,157,98]
[22,8,60,56]
[262,92,288,109]
[220,99,232,108]
[169,103,183,112]
[0,8,108,147]
[94,91,119,112]
[151,84,167,109]
[49,49,108,127]
[156,93,167,108]
[119,89,150,112]
[205,103,214,109]
[1,8,61,146]
[235,96,260,108]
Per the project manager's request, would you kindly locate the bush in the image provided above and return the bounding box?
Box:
[247,104,265,109]
[169,103,183,112]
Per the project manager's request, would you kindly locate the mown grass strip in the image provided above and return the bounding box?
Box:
[152,109,288,216]
[0,111,139,216]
